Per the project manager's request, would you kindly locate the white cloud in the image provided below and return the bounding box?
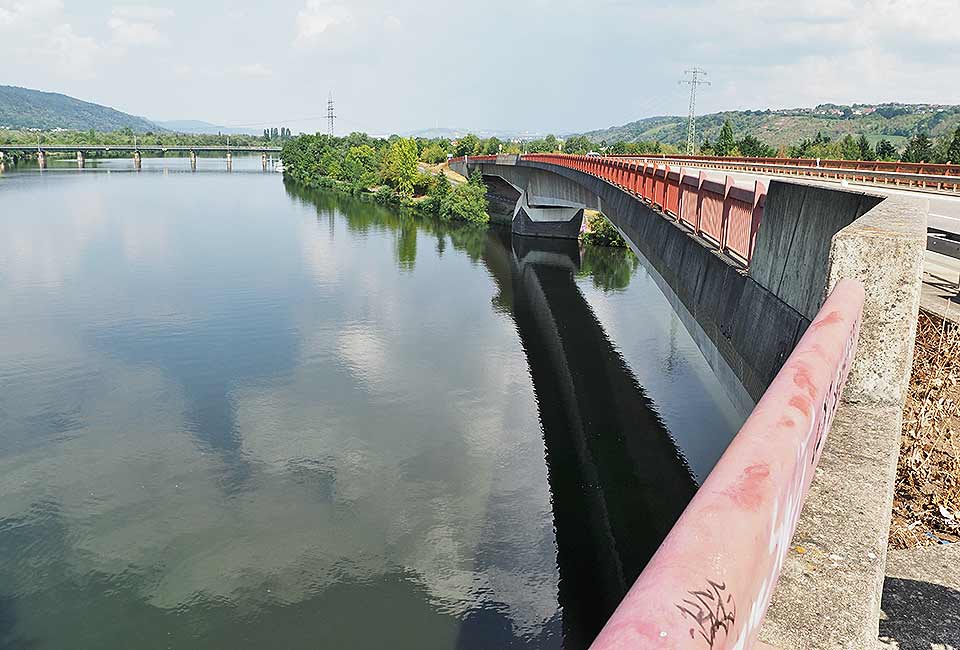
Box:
[108,5,172,47]
[294,0,353,47]
[111,5,175,21]
[235,62,272,78]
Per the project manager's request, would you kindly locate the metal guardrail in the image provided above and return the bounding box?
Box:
[617,154,960,193]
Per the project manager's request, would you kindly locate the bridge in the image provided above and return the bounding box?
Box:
[450,153,928,649]
[0,144,282,170]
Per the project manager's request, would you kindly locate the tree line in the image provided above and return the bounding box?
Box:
[280,132,489,224]
[435,121,960,164]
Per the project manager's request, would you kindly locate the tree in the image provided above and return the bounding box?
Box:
[875,139,898,161]
[439,171,489,224]
[700,137,714,155]
[420,143,448,164]
[564,135,593,155]
[714,120,736,156]
[857,135,875,161]
[453,134,480,157]
[381,137,419,196]
[838,134,860,160]
[735,134,775,158]
[943,126,960,164]
[902,132,933,163]
[481,137,502,155]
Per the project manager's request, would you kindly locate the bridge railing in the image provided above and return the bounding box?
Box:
[612,153,960,193]
[589,278,864,650]
[520,154,766,266]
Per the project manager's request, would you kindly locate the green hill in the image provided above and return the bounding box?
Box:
[0,85,158,132]
[579,104,960,149]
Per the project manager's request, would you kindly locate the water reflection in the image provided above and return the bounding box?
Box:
[481,232,698,647]
[0,170,734,650]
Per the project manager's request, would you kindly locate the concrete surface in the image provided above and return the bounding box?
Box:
[760,191,927,649]
[750,181,883,320]
[879,543,960,650]
[505,158,809,405]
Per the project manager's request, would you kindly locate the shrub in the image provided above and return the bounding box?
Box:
[580,212,625,247]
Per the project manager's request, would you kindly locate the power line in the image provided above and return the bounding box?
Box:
[327,92,336,136]
[679,67,710,155]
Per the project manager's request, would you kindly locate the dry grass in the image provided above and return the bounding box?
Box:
[890,310,960,548]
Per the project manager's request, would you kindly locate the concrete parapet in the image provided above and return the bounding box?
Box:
[750,181,883,320]
[760,191,927,649]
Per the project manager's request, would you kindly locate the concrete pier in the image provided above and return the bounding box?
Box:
[261,152,268,171]
[226,152,232,171]
[76,151,85,168]
[133,151,141,170]
[189,150,197,171]
[37,150,46,169]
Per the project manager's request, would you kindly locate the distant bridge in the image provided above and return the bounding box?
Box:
[0,144,282,170]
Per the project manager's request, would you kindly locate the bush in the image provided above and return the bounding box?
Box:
[437,171,488,224]
[580,212,625,247]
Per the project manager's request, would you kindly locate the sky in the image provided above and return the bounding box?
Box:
[1,0,959,135]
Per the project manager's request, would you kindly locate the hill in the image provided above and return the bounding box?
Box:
[577,104,960,149]
[152,120,260,136]
[0,85,158,132]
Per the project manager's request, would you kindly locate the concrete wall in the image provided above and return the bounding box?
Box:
[477,159,809,404]
[760,192,927,650]
[750,182,883,320]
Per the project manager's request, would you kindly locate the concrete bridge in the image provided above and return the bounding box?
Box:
[0,144,282,171]
[452,153,929,649]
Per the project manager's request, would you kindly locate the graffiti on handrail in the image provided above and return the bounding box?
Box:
[676,578,737,648]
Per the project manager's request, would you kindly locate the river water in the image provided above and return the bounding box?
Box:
[0,157,744,649]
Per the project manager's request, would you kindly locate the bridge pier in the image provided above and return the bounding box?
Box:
[133,151,141,170]
[76,151,85,168]
[261,152,267,171]
[37,150,46,169]
[226,152,232,171]
[189,150,197,171]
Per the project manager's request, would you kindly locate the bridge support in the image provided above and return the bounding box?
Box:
[226,152,232,171]
[76,151,85,168]
[189,150,197,171]
[261,152,267,171]
[37,150,47,169]
[133,151,141,170]
[512,190,585,239]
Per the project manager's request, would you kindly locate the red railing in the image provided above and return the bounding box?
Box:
[519,154,767,266]
[610,153,960,192]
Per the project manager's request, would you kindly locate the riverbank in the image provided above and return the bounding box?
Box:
[891,309,960,548]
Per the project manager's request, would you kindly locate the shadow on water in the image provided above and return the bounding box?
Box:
[479,230,699,649]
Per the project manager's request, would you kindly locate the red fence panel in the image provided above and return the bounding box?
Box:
[698,178,726,245]
[725,180,766,264]
[590,279,864,650]
[665,168,681,217]
[679,173,700,230]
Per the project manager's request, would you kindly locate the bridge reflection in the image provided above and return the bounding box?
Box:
[481,231,698,649]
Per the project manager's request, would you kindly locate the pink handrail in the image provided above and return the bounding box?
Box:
[591,278,864,650]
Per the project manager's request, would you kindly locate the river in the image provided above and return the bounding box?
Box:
[0,156,744,649]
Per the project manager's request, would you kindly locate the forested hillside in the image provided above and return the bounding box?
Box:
[579,104,960,150]
[0,85,157,132]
